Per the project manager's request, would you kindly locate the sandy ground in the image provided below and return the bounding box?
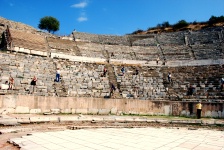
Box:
[0,121,223,150]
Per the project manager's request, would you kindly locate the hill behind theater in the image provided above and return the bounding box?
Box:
[130,17,224,35]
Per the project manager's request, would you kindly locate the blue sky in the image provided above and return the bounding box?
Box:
[1,0,224,35]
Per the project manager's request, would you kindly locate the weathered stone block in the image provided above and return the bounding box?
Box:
[0,118,19,125]
[15,106,29,114]
[1,108,15,114]
[50,109,61,114]
[74,108,88,114]
[59,116,78,122]
[30,117,50,123]
[88,108,99,115]
[30,109,41,114]
[61,108,72,114]
[110,108,117,115]
[98,109,110,115]
[17,117,31,124]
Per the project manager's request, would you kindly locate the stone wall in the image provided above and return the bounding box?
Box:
[0,53,110,98]
[0,95,223,118]
[0,52,224,101]
[1,27,224,62]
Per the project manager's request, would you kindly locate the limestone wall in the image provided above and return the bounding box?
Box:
[0,52,224,100]
[73,32,129,45]
[0,95,223,118]
[2,27,224,62]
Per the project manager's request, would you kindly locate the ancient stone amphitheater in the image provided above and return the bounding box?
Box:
[0,17,223,118]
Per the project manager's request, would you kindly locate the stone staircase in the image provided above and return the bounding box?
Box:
[102,48,122,98]
[105,63,122,98]
[52,79,68,97]
[52,61,68,97]
[155,35,166,62]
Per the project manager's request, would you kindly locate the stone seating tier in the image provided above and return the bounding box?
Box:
[191,44,223,60]
[47,37,80,55]
[156,32,186,45]
[132,37,157,46]
[0,52,224,100]
[10,29,48,52]
[73,32,129,45]
[188,30,221,45]
[161,65,224,100]
[2,27,223,62]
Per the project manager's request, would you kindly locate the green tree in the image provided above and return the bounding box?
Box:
[38,16,60,33]
[131,29,144,34]
[162,21,170,28]
[208,15,224,25]
[173,20,189,29]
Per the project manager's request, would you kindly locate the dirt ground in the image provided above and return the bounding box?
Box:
[0,121,223,150]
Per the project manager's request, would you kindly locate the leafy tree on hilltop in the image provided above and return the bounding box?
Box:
[208,15,224,25]
[162,21,170,28]
[38,16,60,33]
[173,20,189,29]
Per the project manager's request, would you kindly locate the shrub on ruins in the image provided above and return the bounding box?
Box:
[38,16,60,33]
[208,15,224,26]
[157,21,170,29]
[131,29,144,34]
[173,20,189,30]
[161,21,170,28]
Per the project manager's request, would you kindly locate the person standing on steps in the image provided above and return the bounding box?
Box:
[156,56,160,65]
[9,75,14,90]
[56,68,60,82]
[110,82,116,98]
[30,76,37,94]
[167,72,172,83]
[121,66,125,76]
[220,77,224,91]
[103,67,107,77]
[196,101,202,119]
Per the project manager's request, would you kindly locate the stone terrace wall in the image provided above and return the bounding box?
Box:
[72,32,100,43]
[156,27,224,61]
[113,65,166,100]
[130,46,160,61]
[0,95,223,118]
[161,65,224,101]
[76,42,105,58]
[188,27,224,60]
[131,36,157,46]
[47,37,78,56]
[188,27,223,45]
[10,29,48,54]
[56,60,110,98]
[0,52,110,98]
[73,32,129,45]
[162,45,192,60]
[0,53,55,96]
[98,35,129,45]
[157,31,186,45]
[0,52,224,102]
[4,27,221,63]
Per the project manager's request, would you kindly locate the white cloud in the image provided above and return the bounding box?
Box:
[77,17,88,22]
[71,1,88,8]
